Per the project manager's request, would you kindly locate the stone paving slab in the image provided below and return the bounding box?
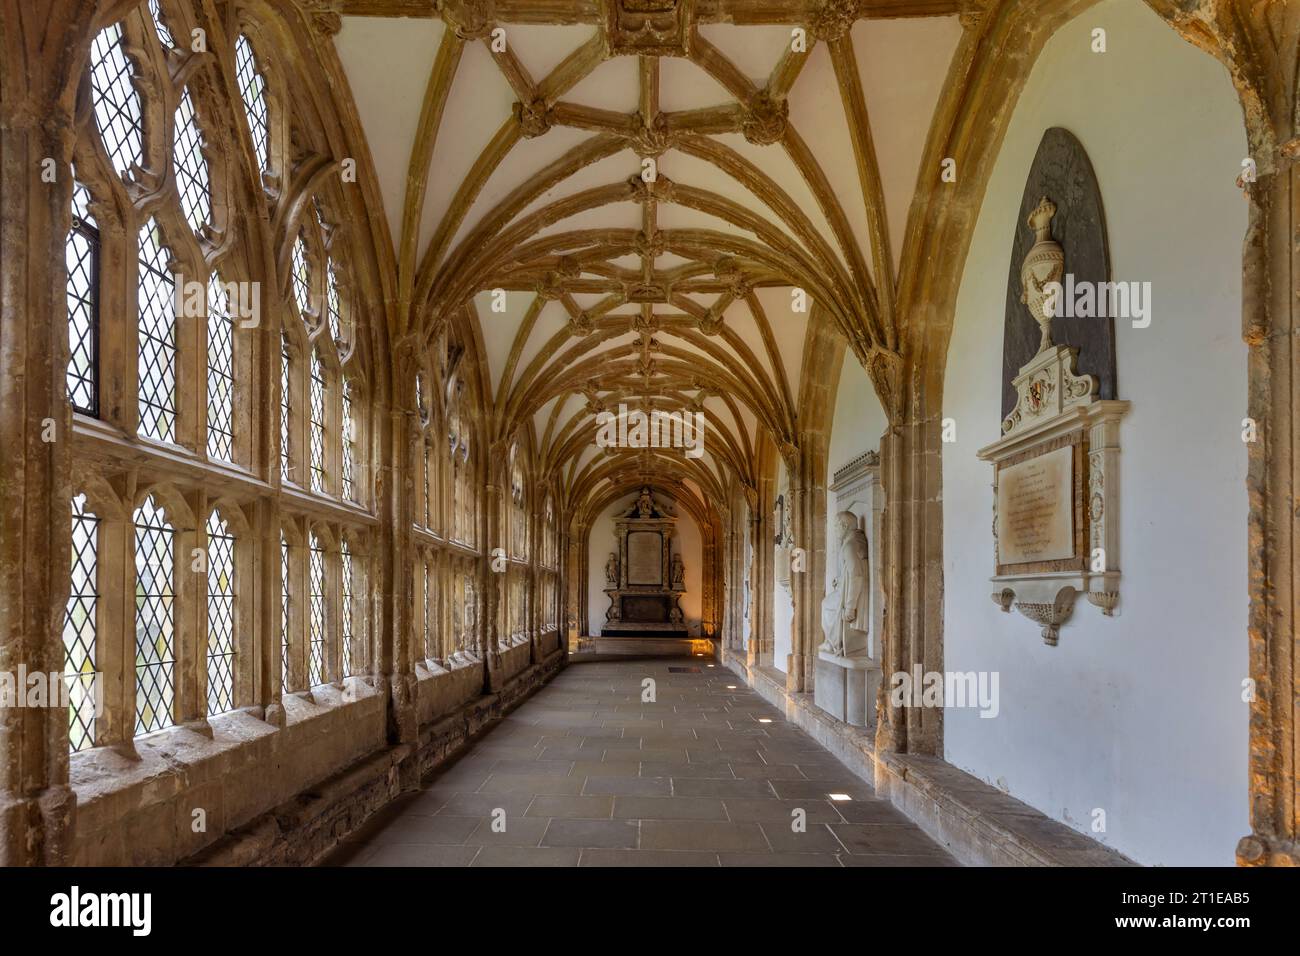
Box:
[326,658,957,868]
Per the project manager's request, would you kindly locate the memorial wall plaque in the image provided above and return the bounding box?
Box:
[977,128,1130,645]
[627,531,662,585]
[602,487,688,637]
[998,446,1075,564]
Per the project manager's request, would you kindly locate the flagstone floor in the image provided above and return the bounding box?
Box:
[327,656,957,867]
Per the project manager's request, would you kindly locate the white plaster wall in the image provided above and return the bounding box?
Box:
[587,491,704,636]
[941,0,1249,866]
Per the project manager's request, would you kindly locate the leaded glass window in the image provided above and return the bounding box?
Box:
[67,181,99,415]
[207,277,234,461]
[342,379,356,501]
[427,562,439,660]
[310,349,327,494]
[234,35,269,173]
[280,532,290,690]
[341,540,354,678]
[134,495,175,736]
[206,511,236,715]
[291,235,310,319]
[174,89,210,235]
[137,220,177,442]
[326,261,342,345]
[89,22,144,179]
[280,334,292,482]
[422,445,431,528]
[308,532,325,686]
[461,579,476,653]
[65,495,99,753]
[422,558,431,660]
[148,0,175,48]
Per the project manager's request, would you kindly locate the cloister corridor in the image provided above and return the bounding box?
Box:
[4,2,1299,927]
[329,656,954,867]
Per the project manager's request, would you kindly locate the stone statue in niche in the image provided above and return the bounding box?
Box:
[636,487,654,517]
[671,552,685,590]
[605,552,619,587]
[819,511,870,658]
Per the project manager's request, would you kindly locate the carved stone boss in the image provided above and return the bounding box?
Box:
[978,197,1129,645]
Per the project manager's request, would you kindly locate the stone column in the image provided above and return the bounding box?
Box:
[749,470,777,669]
[785,436,829,694]
[0,0,91,865]
[381,384,418,754]
[875,410,944,758]
[1141,0,1300,866]
[568,520,586,642]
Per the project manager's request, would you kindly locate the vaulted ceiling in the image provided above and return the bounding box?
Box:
[330,0,964,516]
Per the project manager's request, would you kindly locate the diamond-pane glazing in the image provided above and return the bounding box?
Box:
[422,445,431,528]
[280,335,292,482]
[174,89,210,234]
[148,0,174,47]
[207,278,234,461]
[326,261,342,345]
[291,235,310,320]
[137,221,176,442]
[65,495,99,753]
[206,511,235,716]
[309,533,325,686]
[281,532,290,691]
[234,35,269,172]
[67,182,99,415]
[134,496,175,736]
[89,23,143,179]
[416,559,426,659]
[310,349,327,494]
[341,541,354,677]
[342,379,355,501]
[425,562,437,660]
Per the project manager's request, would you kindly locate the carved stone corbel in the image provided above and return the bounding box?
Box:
[1013,588,1076,646]
[1086,591,1119,616]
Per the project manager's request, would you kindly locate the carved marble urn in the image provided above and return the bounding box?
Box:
[1019,196,1065,354]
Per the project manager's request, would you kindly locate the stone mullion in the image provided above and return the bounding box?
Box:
[95,510,131,747]
[232,517,258,712]
[178,491,205,727]
[257,500,284,726]
[177,279,204,455]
